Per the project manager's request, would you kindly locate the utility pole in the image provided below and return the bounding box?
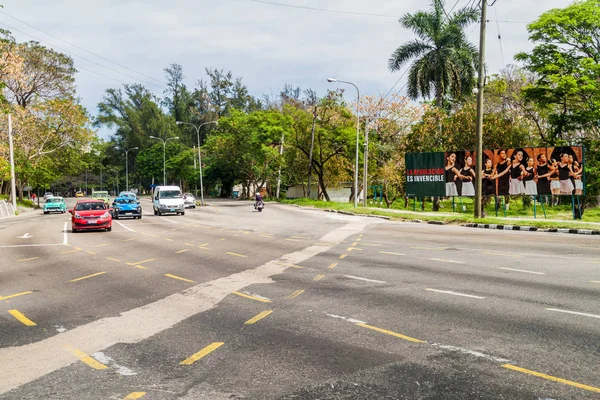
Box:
[363,120,369,207]
[8,114,16,211]
[474,0,487,218]
[275,133,284,199]
[307,106,317,199]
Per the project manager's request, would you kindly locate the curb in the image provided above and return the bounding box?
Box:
[463,223,600,235]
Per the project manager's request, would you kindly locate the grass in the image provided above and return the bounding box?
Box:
[280,198,600,230]
[0,195,38,209]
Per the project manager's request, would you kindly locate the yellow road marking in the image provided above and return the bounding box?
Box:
[359,234,363,237]
[347,247,362,252]
[291,235,308,239]
[232,291,272,303]
[185,243,194,247]
[69,271,107,283]
[106,257,121,262]
[352,242,358,246]
[85,250,96,255]
[74,247,82,250]
[170,228,177,231]
[245,310,273,325]
[95,243,109,248]
[482,251,521,258]
[180,342,224,365]
[411,246,447,250]
[149,234,160,238]
[198,242,209,247]
[502,364,600,393]
[360,243,384,247]
[166,238,173,242]
[123,393,147,399]
[286,289,305,299]
[313,274,325,281]
[126,258,156,266]
[8,309,36,326]
[260,234,274,238]
[226,252,247,258]
[328,263,338,269]
[219,238,226,241]
[356,238,362,241]
[288,264,304,269]
[0,291,33,301]
[18,257,39,262]
[122,238,135,242]
[164,273,196,283]
[357,323,424,343]
[285,238,301,242]
[198,246,211,250]
[379,251,406,256]
[134,265,148,270]
[64,346,108,370]
[591,281,600,284]
[339,254,348,259]
[175,249,190,254]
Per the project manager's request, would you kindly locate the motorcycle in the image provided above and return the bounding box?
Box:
[254,199,264,212]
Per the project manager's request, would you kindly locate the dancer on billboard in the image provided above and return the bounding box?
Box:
[493,149,511,196]
[535,153,552,195]
[460,156,476,196]
[524,157,537,195]
[509,150,527,195]
[444,153,459,196]
[558,153,575,194]
[482,158,495,196]
[573,160,584,195]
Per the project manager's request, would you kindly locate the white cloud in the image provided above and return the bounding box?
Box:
[0,0,574,132]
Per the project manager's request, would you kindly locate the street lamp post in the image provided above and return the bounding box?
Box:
[149,136,179,185]
[327,78,361,208]
[176,121,218,206]
[8,114,16,211]
[119,147,139,192]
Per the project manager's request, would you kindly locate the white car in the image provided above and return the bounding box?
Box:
[183,193,196,209]
[152,186,185,216]
[44,192,54,201]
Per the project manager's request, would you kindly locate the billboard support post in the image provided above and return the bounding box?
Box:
[474,0,487,218]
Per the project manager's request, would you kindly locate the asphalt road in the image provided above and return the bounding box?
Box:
[0,197,598,399]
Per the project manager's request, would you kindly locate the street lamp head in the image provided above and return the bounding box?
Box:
[132,147,139,150]
[149,136,157,139]
[327,78,337,83]
[175,121,183,125]
[173,136,179,140]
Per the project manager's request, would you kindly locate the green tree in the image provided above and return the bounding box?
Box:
[515,0,600,142]
[388,0,479,107]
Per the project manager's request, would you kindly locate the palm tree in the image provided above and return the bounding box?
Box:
[389,0,479,108]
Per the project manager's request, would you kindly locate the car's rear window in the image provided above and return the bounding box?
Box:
[116,199,136,204]
[47,198,62,203]
[76,202,106,211]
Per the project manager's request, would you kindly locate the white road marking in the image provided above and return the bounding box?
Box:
[429,258,466,264]
[379,251,406,256]
[92,352,137,376]
[325,313,366,325]
[546,308,600,320]
[431,344,513,364]
[500,267,545,275]
[114,220,135,232]
[344,275,387,284]
[241,291,271,302]
[425,288,485,299]
[0,243,64,249]
[62,223,68,245]
[16,233,32,239]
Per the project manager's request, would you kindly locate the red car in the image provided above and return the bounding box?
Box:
[69,199,113,232]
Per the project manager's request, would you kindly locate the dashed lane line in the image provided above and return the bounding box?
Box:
[339,254,348,259]
[313,274,325,281]
[286,289,305,299]
[425,288,485,299]
[85,250,96,255]
[357,323,424,344]
[500,268,545,275]
[379,251,406,256]
[180,342,224,365]
[126,258,156,267]
[64,346,108,370]
[164,274,196,284]
[8,310,36,326]
[232,291,272,303]
[482,251,521,258]
[95,243,109,248]
[244,310,273,325]
[347,247,362,252]
[184,243,194,247]
[198,242,209,247]
[69,272,107,283]
[591,281,600,284]
[502,364,600,394]
[122,238,136,242]
[328,263,338,269]
[429,258,466,264]
[226,252,247,258]
[106,257,121,262]
[114,220,135,232]
[411,246,447,251]
[0,291,33,301]
[175,249,190,254]
[18,257,39,262]
[344,275,386,284]
[546,308,600,320]
[123,393,147,399]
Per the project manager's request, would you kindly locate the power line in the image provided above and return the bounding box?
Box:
[0,11,165,85]
[0,21,165,90]
[448,0,463,14]
[0,22,137,88]
[249,0,399,18]
[492,5,505,66]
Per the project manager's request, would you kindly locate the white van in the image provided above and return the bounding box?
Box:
[152,186,185,216]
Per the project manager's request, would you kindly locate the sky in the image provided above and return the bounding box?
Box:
[1,0,574,138]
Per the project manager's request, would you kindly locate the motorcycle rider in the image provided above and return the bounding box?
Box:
[254,191,263,209]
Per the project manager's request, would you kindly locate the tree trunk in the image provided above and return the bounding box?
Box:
[433,196,440,211]
[317,172,330,201]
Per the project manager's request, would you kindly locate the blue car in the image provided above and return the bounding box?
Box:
[43,196,66,214]
[111,196,142,219]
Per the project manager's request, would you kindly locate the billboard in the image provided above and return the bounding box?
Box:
[406,146,584,197]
